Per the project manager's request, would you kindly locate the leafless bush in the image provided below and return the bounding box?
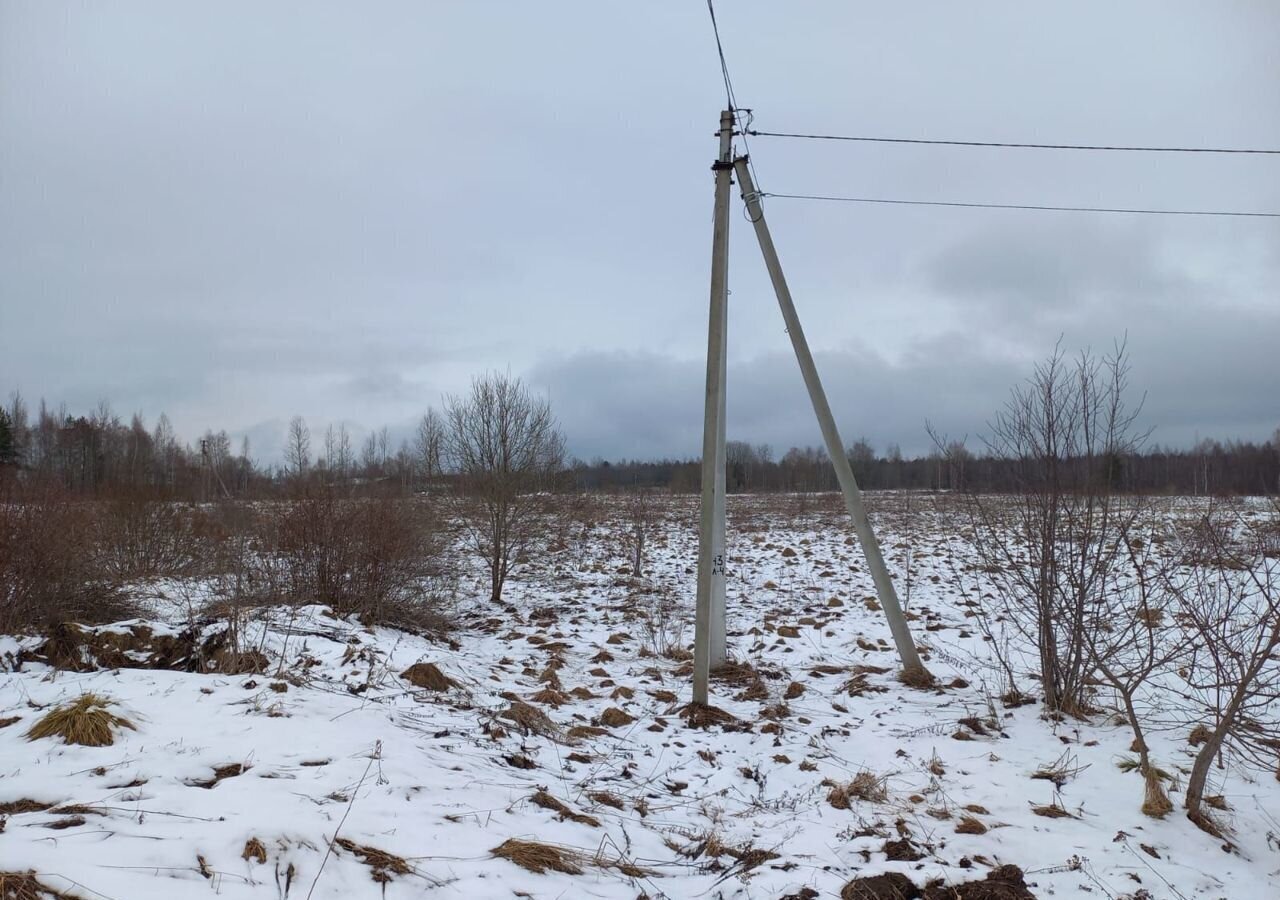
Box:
[625,487,656,577]
[1172,504,1280,835]
[956,340,1148,716]
[261,490,448,630]
[1082,519,1182,816]
[0,489,133,632]
[96,491,215,579]
[633,587,685,658]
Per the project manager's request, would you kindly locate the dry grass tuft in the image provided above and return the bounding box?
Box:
[1030,801,1076,819]
[530,790,600,827]
[335,838,411,883]
[825,771,889,809]
[492,838,584,875]
[498,701,565,741]
[898,665,937,689]
[0,870,77,899]
[0,800,52,816]
[955,815,988,835]
[1141,769,1174,819]
[25,694,135,747]
[588,790,624,810]
[242,837,267,864]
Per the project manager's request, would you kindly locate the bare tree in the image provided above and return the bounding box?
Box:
[625,486,656,577]
[286,416,311,478]
[444,372,564,603]
[414,409,445,490]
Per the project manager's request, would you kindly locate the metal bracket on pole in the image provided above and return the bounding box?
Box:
[693,110,735,706]
[732,156,932,683]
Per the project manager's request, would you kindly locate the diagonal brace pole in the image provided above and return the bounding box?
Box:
[733,156,932,682]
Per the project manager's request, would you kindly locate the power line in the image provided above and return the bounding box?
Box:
[760,192,1280,218]
[705,0,737,111]
[748,130,1280,156]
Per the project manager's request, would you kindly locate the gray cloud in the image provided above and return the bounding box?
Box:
[2,2,1277,462]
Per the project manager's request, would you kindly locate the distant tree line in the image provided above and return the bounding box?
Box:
[570,433,1280,496]
[2,390,1276,498]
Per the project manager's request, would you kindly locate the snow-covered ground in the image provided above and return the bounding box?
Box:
[2,493,1277,899]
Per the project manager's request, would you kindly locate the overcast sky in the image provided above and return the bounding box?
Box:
[2,1,1278,464]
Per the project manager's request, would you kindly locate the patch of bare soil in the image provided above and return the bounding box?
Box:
[922,865,1037,899]
[842,871,920,899]
[31,623,265,674]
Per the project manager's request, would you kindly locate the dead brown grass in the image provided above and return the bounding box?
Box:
[25,694,134,747]
[0,870,77,899]
[1141,769,1173,819]
[242,837,267,864]
[826,771,889,809]
[335,838,411,883]
[400,662,457,692]
[498,701,565,741]
[530,790,600,827]
[492,838,584,875]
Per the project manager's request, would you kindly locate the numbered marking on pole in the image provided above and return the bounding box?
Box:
[712,554,725,576]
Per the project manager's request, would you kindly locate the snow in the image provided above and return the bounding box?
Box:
[2,493,1277,898]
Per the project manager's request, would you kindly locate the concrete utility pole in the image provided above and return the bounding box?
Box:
[734,157,932,683]
[693,110,735,705]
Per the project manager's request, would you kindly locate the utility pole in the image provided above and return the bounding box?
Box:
[734,157,932,683]
[693,110,735,705]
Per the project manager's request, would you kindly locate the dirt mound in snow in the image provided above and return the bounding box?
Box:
[400,662,456,691]
[843,866,1037,900]
[29,622,265,674]
[842,872,920,899]
[923,866,1037,899]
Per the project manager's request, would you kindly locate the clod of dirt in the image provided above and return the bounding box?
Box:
[401,662,456,692]
[678,702,747,731]
[186,763,247,789]
[921,864,1037,899]
[883,838,924,861]
[842,871,921,899]
[33,623,265,674]
[492,838,583,875]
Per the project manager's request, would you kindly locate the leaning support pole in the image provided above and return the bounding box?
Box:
[734,157,932,683]
[694,111,735,706]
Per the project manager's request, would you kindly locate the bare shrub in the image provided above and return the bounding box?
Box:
[1173,504,1280,834]
[957,339,1148,716]
[262,490,446,630]
[96,491,214,579]
[0,488,132,632]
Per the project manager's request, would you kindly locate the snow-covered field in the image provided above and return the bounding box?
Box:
[2,494,1278,899]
